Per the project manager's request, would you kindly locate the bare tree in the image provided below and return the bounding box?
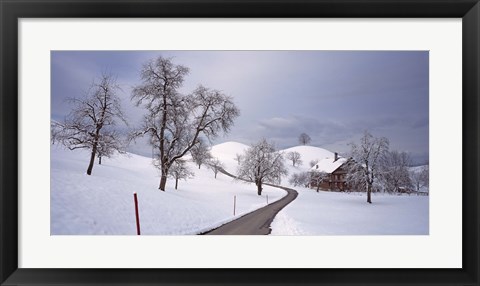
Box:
[190,138,212,169]
[298,133,311,145]
[289,172,310,188]
[96,131,126,165]
[234,153,243,165]
[56,74,127,175]
[207,158,224,179]
[51,120,63,145]
[380,150,412,193]
[310,170,328,192]
[131,56,240,191]
[168,159,194,190]
[410,165,429,194]
[309,159,319,168]
[286,151,302,167]
[347,130,389,203]
[237,139,288,196]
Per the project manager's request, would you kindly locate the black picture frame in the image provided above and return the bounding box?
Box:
[1,0,479,285]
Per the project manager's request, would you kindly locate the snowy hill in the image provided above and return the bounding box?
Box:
[210,142,337,183]
[409,165,428,173]
[210,141,249,172]
[279,145,336,185]
[51,145,286,235]
[281,145,334,168]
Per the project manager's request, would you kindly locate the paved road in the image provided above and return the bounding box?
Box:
[203,184,298,235]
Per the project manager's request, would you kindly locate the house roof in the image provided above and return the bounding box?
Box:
[311,157,347,174]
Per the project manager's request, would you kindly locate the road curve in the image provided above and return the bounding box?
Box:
[203,185,298,235]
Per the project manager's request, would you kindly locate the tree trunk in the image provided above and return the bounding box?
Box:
[367,184,372,203]
[175,178,178,190]
[215,171,217,179]
[198,164,201,169]
[257,181,263,196]
[159,174,167,191]
[98,155,102,165]
[316,184,320,193]
[86,143,98,175]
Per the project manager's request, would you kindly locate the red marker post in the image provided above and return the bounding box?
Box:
[133,193,141,235]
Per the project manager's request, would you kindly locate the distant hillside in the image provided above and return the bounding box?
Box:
[210,141,250,172]
[281,145,334,167]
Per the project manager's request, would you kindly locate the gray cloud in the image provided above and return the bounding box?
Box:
[51,51,429,164]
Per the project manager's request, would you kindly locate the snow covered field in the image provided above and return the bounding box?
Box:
[269,145,429,235]
[50,145,286,235]
[271,187,429,235]
[51,141,429,235]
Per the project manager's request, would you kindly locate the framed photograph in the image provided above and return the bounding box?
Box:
[1,0,478,285]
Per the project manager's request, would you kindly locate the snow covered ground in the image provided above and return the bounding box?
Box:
[50,145,286,235]
[51,141,429,235]
[271,187,429,235]
[268,145,429,235]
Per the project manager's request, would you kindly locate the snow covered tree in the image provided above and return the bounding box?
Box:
[298,133,311,145]
[56,73,127,175]
[237,139,288,195]
[344,160,366,192]
[207,158,224,179]
[96,131,126,165]
[310,170,328,192]
[50,120,63,145]
[289,172,310,187]
[347,131,389,203]
[190,138,212,169]
[168,159,194,190]
[131,56,240,191]
[286,151,302,167]
[410,165,429,193]
[380,150,412,193]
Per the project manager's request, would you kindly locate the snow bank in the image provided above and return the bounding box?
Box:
[51,145,286,235]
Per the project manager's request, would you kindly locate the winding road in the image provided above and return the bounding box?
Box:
[202,169,298,235]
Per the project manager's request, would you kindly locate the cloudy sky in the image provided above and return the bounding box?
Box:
[51,51,429,164]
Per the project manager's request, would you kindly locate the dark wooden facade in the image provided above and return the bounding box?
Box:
[310,165,349,191]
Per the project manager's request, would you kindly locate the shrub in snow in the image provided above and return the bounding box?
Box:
[410,165,429,194]
[380,150,413,193]
[289,172,310,188]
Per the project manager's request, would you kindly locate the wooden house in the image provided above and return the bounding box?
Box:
[310,153,349,191]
